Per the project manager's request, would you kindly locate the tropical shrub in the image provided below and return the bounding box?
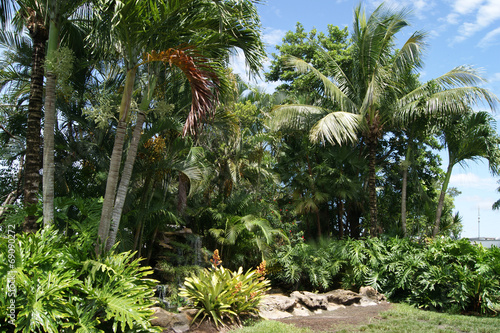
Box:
[179,250,270,328]
[268,237,341,291]
[0,226,160,332]
[268,237,500,314]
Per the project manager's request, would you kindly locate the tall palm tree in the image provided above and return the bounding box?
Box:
[92,0,265,252]
[12,1,49,232]
[42,0,89,225]
[272,3,497,236]
[433,111,500,237]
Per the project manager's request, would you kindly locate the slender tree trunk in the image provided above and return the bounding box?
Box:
[42,71,56,226]
[146,226,159,265]
[401,165,408,237]
[106,111,145,251]
[96,67,137,253]
[0,155,23,219]
[367,138,379,237]
[433,163,453,237]
[316,209,322,238]
[23,23,48,233]
[177,173,189,215]
[347,201,361,239]
[338,199,344,239]
[42,19,60,226]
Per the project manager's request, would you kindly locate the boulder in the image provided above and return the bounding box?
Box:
[150,307,191,333]
[291,305,313,317]
[259,308,294,320]
[259,294,297,312]
[290,291,328,310]
[325,289,362,305]
[359,286,386,302]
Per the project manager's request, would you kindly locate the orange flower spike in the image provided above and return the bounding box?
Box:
[256,260,267,280]
[210,249,222,268]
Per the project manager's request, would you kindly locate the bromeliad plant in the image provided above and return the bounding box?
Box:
[179,250,270,328]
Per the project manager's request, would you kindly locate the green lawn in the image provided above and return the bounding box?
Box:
[232,304,500,333]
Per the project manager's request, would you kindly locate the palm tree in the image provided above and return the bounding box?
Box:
[433,111,500,237]
[42,0,89,225]
[272,4,497,236]
[92,0,265,252]
[12,1,49,232]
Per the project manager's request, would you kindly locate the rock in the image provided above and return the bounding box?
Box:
[150,307,191,333]
[325,289,362,305]
[291,305,313,316]
[291,291,328,310]
[326,303,346,311]
[259,294,297,312]
[359,286,386,302]
[259,309,294,320]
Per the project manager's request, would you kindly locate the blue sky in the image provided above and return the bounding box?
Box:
[232,0,500,238]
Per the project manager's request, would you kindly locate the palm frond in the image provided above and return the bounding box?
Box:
[310,111,361,145]
[285,56,357,113]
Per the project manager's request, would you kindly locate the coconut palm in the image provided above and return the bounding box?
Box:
[433,111,500,237]
[272,3,497,236]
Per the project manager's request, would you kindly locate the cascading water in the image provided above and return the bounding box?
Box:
[193,235,202,266]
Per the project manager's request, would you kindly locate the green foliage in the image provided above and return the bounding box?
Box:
[179,251,270,328]
[0,226,160,332]
[268,237,341,291]
[269,237,500,314]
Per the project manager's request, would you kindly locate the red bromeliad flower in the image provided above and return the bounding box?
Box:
[210,249,222,268]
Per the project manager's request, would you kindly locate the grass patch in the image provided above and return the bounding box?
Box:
[231,320,314,333]
[231,304,500,333]
[351,303,500,333]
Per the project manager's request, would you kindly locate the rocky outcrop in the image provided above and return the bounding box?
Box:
[325,289,362,305]
[150,287,387,331]
[259,287,386,320]
[150,307,193,333]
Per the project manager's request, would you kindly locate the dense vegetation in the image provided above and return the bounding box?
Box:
[269,236,500,314]
[1,0,500,330]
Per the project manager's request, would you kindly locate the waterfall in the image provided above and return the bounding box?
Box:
[193,235,202,266]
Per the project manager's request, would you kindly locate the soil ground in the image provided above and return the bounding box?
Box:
[277,302,392,332]
[186,302,392,333]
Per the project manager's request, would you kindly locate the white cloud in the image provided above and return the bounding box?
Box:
[262,28,286,48]
[370,0,436,18]
[452,0,484,15]
[489,72,500,82]
[447,0,500,44]
[449,172,498,191]
[478,26,500,48]
[455,195,495,211]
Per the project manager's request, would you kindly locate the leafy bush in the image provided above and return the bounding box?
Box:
[268,238,341,291]
[179,250,270,328]
[0,226,160,332]
[268,237,500,314]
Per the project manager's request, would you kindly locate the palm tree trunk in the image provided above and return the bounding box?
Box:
[42,15,62,226]
[401,165,408,237]
[42,70,56,226]
[177,173,189,215]
[23,23,48,233]
[97,67,137,253]
[367,138,379,237]
[433,163,453,237]
[106,111,145,251]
